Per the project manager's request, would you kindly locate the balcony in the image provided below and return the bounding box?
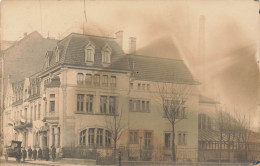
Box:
[44,112,59,122]
[14,120,32,130]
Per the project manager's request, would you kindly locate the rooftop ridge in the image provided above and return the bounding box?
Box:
[127,54,184,62]
[70,32,116,40]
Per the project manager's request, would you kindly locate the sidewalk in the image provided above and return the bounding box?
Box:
[0,156,118,166]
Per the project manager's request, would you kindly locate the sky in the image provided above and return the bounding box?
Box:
[0,0,259,128]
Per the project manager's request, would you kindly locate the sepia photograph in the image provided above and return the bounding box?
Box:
[0,0,259,165]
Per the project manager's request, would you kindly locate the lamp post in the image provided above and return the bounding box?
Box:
[139,136,142,161]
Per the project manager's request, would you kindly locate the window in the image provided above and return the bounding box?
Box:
[144,132,152,147]
[165,133,171,148]
[103,50,111,63]
[86,95,93,113]
[102,75,108,87]
[52,128,55,146]
[136,100,140,112]
[199,114,206,129]
[77,73,84,84]
[142,101,145,111]
[77,94,84,112]
[129,99,150,112]
[109,96,116,114]
[24,108,27,122]
[178,132,187,145]
[30,106,33,122]
[50,94,55,98]
[96,129,103,146]
[207,117,211,130]
[38,104,41,120]
[55,47,60,62]
[105,131,111,146]
[85,42,95,62]
[85,74,92,85]
[86,49,94,62]
[102,44,112,64]
[129,131,138,144]
[130,82,133,89]
[146,101,150,112]
[100,96,107,113]
[138,83,141,90]
[34,105,37,120]
[80,130,86,145]
[58,127,60,147]
[94,74,100,86]
[88,128,95,145]
[50,101,55,112]
[110,76,116,88]
[142,84,145,90]
[147,84,150,90]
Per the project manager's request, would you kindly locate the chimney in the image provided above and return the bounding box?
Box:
[128,37,136,54]
[115,31,123,48]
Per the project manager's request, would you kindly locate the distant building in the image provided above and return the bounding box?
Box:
[3,32,200,161]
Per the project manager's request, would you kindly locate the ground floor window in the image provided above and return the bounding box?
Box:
[79,128,112,147]
[144,132,152,148]
[178,132,187,146]
[164,133,171,148]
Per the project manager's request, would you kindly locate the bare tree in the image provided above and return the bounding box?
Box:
[104,105,126,163]
[157,82,191,161]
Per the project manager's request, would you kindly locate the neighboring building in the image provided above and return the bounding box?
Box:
[198,96,260,162]
[3,32,200,161]
[0,31,57,152]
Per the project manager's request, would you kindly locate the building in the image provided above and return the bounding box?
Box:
[3,32,200,162]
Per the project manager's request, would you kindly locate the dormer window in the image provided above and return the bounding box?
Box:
[55,46,60,62]
[102,43,112,64]
[85,42,95,63]
[45,52,50,68]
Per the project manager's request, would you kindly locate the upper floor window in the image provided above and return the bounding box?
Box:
[100,96,117,114]
[76,94,93,113]
[45,52,50,68]
[50,101,55,112]
[77,73,84,85]
[163,99,186,119]
[85,42,95,63]
[85,74,92,85]
[94,74,100,86]
[102,44,112,64]
[129,99,150,112]
[110,76,116,88]
[102,75,108,87]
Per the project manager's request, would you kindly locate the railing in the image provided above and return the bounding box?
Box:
[45,112,59,120]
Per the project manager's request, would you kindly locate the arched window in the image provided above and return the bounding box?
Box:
[105,130,111,146]
[85,42,95,63]
[101,43,112,64]
[85,74,92,85]
[77,73,84,85]
[80,129,87,145]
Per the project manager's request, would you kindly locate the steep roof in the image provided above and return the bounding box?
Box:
[4,31,57,85]
[127,55,198,84]
[45,33,130,71]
